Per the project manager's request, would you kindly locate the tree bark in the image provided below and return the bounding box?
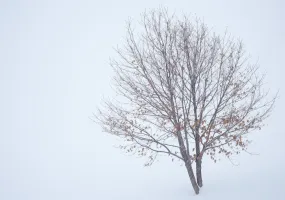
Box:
[195,135,203,187]
[196,159,203,187]
[185,159,200,194]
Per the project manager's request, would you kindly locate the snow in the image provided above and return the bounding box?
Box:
[0,0,284,199]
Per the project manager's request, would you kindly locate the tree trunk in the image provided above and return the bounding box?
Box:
[195,135,203,187]
[176,131,199,194]
[185,159,200,194]
[196,159,203,187]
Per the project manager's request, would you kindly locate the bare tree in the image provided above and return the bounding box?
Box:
[96,8,276,195]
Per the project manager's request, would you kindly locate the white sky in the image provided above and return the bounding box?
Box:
[0,0,284,199]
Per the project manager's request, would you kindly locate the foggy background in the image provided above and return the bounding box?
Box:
[0,0,284,199]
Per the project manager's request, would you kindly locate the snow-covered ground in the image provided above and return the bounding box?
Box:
[0,0,284,199]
